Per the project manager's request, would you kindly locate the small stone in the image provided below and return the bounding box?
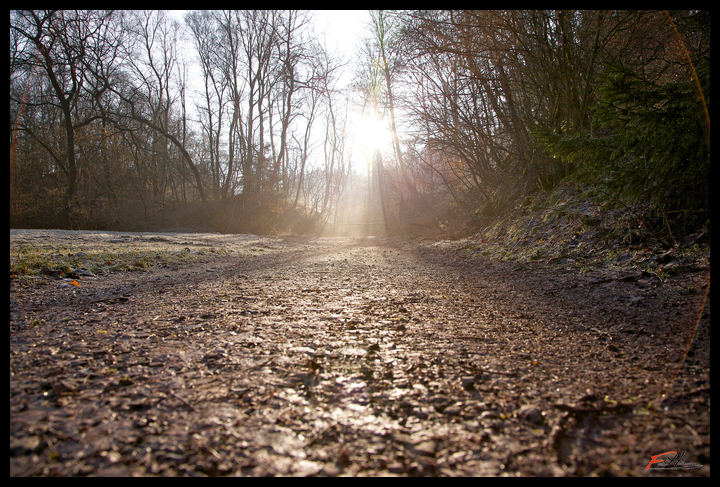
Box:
[443,405,462,416]
[73,267,96,277]
[40,268,64,279]
[128,399,151,411]
[480,410,499,420]
[202,349,226,361]
[414,406,434,419]
[322,462,343,476]
[517,405,543,425]
[411,440,437,456]
[10,436,45,456]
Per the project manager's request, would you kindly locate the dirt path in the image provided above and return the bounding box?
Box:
[10,234,710,476]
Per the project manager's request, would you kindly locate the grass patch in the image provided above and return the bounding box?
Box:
[9,241,228,277]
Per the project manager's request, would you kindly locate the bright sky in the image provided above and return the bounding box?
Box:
[169,10,369,63]
[169,10,369,93]
[313,10,369,62]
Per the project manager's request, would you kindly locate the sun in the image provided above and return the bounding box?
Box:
[352,112,393,156]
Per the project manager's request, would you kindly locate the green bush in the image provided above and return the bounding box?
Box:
[536,58,710,236]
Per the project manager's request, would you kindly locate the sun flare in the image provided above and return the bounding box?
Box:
[353,113,392,156]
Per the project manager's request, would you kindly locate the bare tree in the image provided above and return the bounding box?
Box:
[369,11,418,209]
[186,10,231,202]
[291,79,321,210]
[106,11,212,215]
[318,54,351,234]
[11,10,123,227]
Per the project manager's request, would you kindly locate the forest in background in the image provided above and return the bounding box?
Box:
[10,10,710,240]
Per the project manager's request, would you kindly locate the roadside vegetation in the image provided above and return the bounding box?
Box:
[9,234,232,279]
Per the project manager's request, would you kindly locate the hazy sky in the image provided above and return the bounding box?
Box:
[313,10,370,61]
[169,10,369,62]
[169,10,370,89]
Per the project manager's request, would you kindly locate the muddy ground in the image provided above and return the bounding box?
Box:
[10,230,710,476]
